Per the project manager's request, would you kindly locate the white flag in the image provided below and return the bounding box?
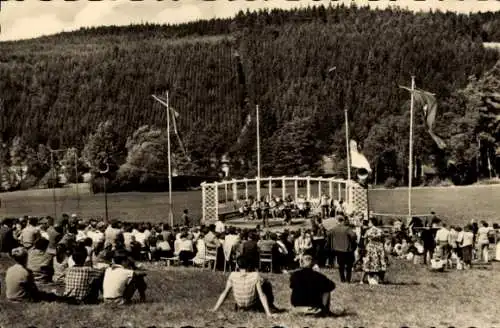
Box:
[350,140,372,173]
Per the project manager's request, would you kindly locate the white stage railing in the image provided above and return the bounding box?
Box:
[201,176,369,222]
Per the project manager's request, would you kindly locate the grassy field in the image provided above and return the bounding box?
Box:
[0,184,499,327]
[1,184,500,226]
[0,255,498,327]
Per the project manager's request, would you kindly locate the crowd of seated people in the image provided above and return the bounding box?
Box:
[1,210,499,307]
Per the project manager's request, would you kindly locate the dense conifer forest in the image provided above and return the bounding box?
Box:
[0,5,499,191]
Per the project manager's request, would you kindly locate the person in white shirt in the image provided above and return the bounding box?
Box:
[177,233,194,266]
[294,230,312,261]
[460,225,474,269]
[215,219,225,234]
[122,226,134,251]
[223,227,240,265]
[320,194,330,219]
[91,222,106,246]
[76,223,88,242]
[192,227,201,241]
[477,221,493,263]
[104,221,122,248]
[103,250,146,304]
[134,227,147,249]
[192,232,207,266]
[434,223,450,265]
[155,235,173,259]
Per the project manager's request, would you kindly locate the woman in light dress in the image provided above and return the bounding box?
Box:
[360,218,387,285]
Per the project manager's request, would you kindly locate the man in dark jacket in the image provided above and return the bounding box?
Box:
[326,215,358,283]
[0,218,16,254]
[289,255,335,316]
[241,231,260,270]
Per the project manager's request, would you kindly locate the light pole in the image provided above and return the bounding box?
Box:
[75,151,80,212]
[98,161,110,224]
[46,147,68,219]
[152,91,174,227]
[327,66,351,180]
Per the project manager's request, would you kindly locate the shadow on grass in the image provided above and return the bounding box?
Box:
[331,309,357,318]
[381,281,421,286]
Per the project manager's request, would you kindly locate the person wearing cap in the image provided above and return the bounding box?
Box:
[289,255,335,317]
[5,247,57,302]
[103,249,147,304]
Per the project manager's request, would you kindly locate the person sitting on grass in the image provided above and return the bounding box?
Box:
[289,255,336,317]
[211,256,278,317]
[103,249,147,304]
[63,245,103,304]
[52,244,70,284]
[5,247,58,302]
[27,237,54,284]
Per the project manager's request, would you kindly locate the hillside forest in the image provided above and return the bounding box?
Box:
[0,5,500,192]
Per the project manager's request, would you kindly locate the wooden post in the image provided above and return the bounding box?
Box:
[294,177,299,201]
[214,184,219,220]
[345,181,349,203]
[318,177,322,198]
[245,179,248,201]
[329,180,333,199]
[224,182,228,203]
[338,183,341,201]
[201,183,206,222]
[282,176,286,200]
[232,180,237,203]
[268,177,272,199]
[306,176,311,200]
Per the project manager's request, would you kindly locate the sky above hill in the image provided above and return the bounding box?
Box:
[1,0,499,41]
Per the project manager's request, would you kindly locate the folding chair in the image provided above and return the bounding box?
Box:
[259,249,273,273]
[205,245,218,271]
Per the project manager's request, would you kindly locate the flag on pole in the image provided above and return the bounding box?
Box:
[350,140,372,173]
[399,86,446,149]
[153,95,189,160]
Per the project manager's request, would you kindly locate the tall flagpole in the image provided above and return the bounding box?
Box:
[166,90,174,227]
[408,76,416,220]
[256,104,261,202]
[345,107,351,204]
[345,108,351,182]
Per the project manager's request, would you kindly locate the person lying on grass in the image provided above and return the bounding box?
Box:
[211,256,279,317]
[289,255,336,317]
